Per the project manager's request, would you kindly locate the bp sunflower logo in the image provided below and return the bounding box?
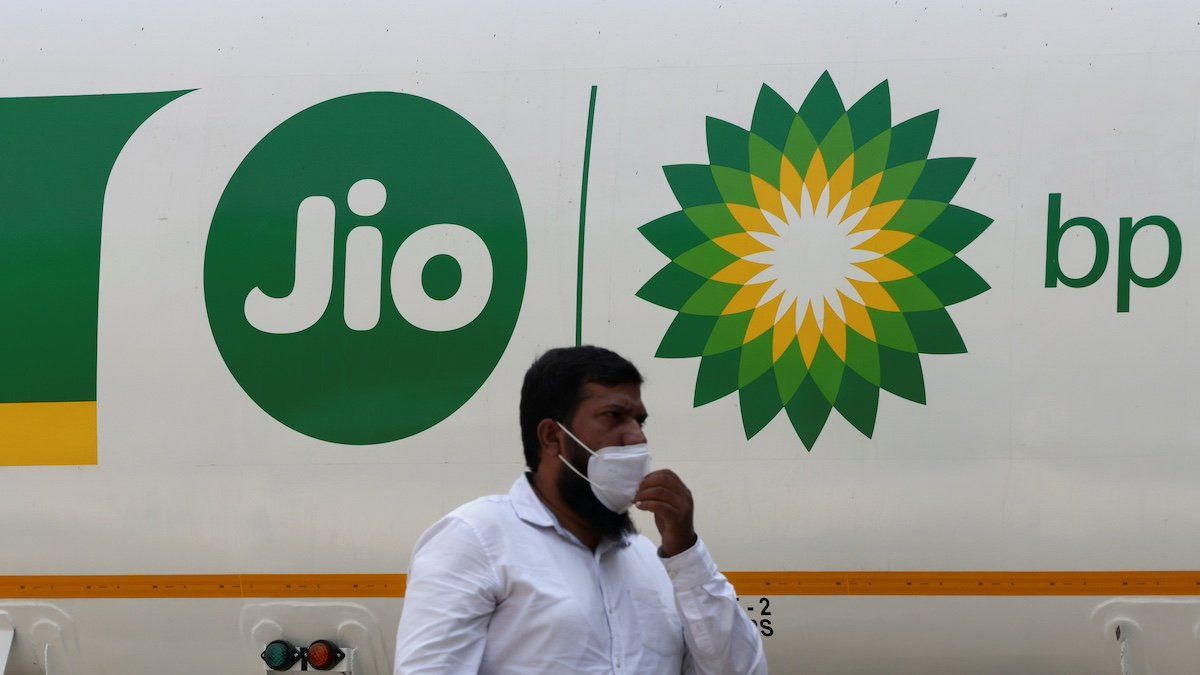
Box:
[637,72,992,449]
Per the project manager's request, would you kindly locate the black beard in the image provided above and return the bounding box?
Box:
[556,441,636,541]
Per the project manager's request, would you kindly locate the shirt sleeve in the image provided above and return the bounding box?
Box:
[661,537,768,675]
[394,516,500,675]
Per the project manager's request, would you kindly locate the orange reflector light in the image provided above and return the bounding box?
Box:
[306,639,344,671]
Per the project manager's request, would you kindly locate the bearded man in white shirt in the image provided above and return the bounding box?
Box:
[394,345,768,674]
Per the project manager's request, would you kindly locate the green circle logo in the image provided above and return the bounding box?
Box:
[205,92,526,444]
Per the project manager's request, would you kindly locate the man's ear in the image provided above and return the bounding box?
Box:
[535,418,561,463]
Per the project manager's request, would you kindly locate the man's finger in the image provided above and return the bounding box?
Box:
[634,485,685,507]
[640,469,680,486]
[638,469,691,495]
[634,498,681,517]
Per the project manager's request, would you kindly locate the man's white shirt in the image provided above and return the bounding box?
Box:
[393,475,768,674]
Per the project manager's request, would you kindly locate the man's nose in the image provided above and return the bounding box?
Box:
[623,424,647,446]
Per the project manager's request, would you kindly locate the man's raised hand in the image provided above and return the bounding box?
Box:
[634,469,697,557]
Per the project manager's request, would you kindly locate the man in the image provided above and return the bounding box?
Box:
[394,346,768,674]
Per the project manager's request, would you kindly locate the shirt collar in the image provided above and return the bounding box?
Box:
[509,474,632,548]
[509,474,556,529]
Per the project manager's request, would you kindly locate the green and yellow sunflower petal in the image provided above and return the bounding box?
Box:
[880,200,948,236]
[640,211,710,259]
[808,340,846,404]
[851,129,892,187]
[710,165,760,209]
[681,278,745,316]
[887,110,939,167]
[751,84,797,152]
[748,132,785,188]
[783,116,820,178]
[817,113,854,175]
[887,237,955,276]
[656,313,720,358]
[843,327,882,386]
[737,331,775,387]
[740,367,787,438]
[694,349,742,406]
[834,367,880,438]
[704,311,755,355]
[918,256,991,306]
[672,240,740,278]
[872,160,926,205]
[877,344,926,404]
[846,80,891,149]
[849,278,901,312]
[909,157,975,203]
[683,204,745,239]
[880,276,945,313]
[785,377,833,450]
[705,116,752,172]
[798,71,845,142]
[919,205,993,253]
[866,307,919,353]
[663,164,725,209]
[636,263,707,311]
[905,308,967,354]
[774,340,809,402]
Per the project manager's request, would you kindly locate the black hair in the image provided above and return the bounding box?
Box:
[519,345,643,472]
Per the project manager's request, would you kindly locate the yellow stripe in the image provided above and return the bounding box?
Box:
[3,572,1198,599]
[0,401,97,466]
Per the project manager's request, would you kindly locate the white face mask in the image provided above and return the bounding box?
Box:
[555,422,651,514]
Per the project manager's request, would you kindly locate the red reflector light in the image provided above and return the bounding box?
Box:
[307,639,344,671]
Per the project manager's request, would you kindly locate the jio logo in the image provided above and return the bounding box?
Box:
[205,92,526,444]
[244,179,494,335]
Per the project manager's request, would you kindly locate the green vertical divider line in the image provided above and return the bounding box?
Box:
[576,85,599,346]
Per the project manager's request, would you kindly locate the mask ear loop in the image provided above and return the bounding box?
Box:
[553,422,621,497]
[554,421,598,457]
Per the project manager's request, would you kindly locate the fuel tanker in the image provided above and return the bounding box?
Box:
[1,1,1197,672]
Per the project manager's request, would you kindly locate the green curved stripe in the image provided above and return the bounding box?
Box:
[0,90,192,405]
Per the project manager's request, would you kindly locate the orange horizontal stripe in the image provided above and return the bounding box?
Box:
[2,572,1199,599]
[0,574,406,599]
[723,571,1200,596]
